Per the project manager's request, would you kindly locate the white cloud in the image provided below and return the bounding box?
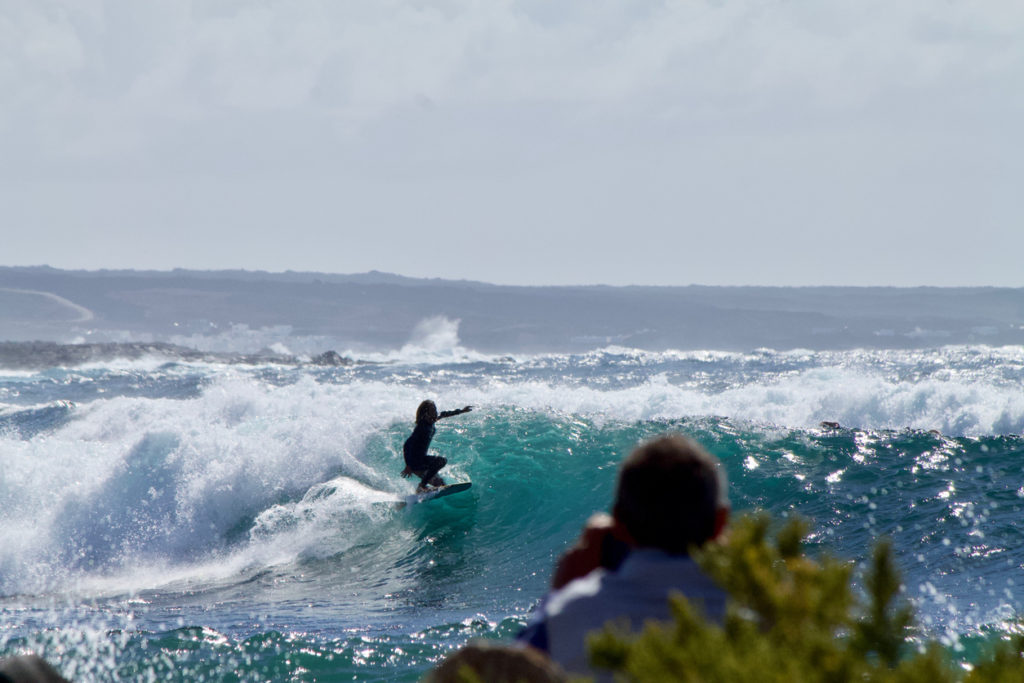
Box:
[1,0,1021,285]
[5,1,1021,121]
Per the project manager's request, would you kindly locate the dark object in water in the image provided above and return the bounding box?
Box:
[310,350,353,366]
[0,655,70,683]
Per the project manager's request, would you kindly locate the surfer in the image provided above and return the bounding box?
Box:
[401,400,473,492]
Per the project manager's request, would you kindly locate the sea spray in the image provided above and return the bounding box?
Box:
[1,345,1024,680]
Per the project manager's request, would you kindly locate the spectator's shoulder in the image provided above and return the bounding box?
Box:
[544,568,609,617]
[516,572,607,654]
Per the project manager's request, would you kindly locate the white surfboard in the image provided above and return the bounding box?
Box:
[397,482,472,508]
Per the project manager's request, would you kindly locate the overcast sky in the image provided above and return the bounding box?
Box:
[2,1,1022,286]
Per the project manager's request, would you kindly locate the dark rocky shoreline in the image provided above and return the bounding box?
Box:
[0,341,355,371]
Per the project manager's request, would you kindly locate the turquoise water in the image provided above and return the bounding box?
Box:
[2,345,1023,679]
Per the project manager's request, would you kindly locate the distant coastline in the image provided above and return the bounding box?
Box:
[1,266,1022,353]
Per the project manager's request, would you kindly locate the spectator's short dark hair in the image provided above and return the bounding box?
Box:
[612,434,726,554]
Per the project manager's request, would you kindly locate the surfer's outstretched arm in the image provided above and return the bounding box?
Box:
[437,406,473,420]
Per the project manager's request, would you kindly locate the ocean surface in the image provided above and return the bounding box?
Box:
[2,327,1024,680]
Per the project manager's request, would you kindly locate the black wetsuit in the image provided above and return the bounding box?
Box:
[403,411,463,488]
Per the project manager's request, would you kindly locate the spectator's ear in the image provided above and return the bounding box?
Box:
[712,506,729,541]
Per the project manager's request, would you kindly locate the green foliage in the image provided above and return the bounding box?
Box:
[852,538,915,667]
[586,513,1023,682]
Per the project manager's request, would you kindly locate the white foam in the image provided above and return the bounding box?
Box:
[168,323,330,356]
[249,476,395,552]
[476,359,1024,435]
[348,316,498,365]
[2,343,1022,596]
[0,368,45,378]
[0,374,408,593]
